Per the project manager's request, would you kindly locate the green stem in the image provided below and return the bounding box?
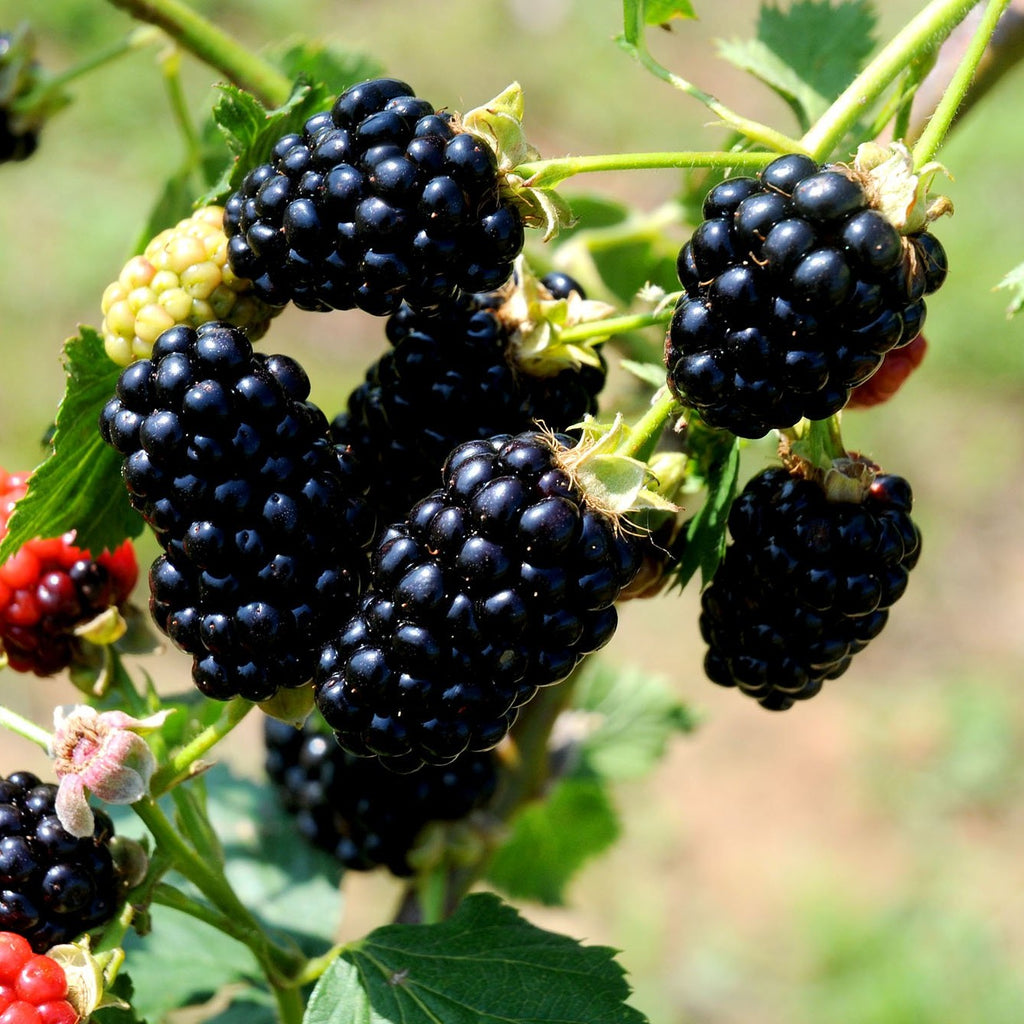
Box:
[801,0,981,161]
[13,27,162,113]
[557,306,677,346]
[161,47,202,169]
[616,389,681,463]
[912,0,1011,166]
[102,0,291,107]
[0,705,52,750]
[150,697,253,796]
[516,150,776,190]
[618,4,805,153]
[132,797,303,987]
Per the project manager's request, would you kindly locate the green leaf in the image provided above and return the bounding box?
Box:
[573,658,697,781]
[0,328,143,562]
[90,973,147,1024]
[486,777,620,905]
[619,359,668,390]
[120,904,261,1021]
[642,0,697,24]
[204,764,345,953]
[306,893,648,1024]
[716,1,877,130]
[267,40,383,91]
[996,261,1024,317]
[669,430,740,591]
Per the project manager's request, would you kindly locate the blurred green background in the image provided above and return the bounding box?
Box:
[1,1,1023,1021]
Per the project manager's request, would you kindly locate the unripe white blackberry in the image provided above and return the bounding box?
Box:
[100,206,281,366]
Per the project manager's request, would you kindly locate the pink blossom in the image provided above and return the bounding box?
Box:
[51,705,172,837]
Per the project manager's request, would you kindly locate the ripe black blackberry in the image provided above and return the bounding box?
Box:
[0,32,42,163]
[330,270,606,524]
[699,463,921,709]
[315,430,643,769]
[665,151,948,437]
[99,321,375,702]
[0,771,124,952]
[223,77,525,316]
[263,717,497,876]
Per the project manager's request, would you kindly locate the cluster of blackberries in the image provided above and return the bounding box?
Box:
[224,77,524,316]
[263,717,496,876]
[0,470,139,676]
[99,321,374,701]
[699,466,921,709]
[330,271,605,523]
[315,430,642,770]
[0,771,124,952]
[665,153,947,437]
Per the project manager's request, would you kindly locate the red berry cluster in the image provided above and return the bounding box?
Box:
[0,933,77,1024]
[0,470,139,675]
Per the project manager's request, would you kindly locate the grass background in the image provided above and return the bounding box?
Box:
[1,1,1024,1021]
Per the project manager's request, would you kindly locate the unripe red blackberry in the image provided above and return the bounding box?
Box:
[314,430,642,770]
[0,772,125,953]
[699,462,921,709]
[263,716,497,876]
[100,206,282,367]
[0,472,138,677]
[223,78,525,316]
[99,322,375,701]
[665,150,948,437]
[330,270,607,524]
[0,932,78,1024]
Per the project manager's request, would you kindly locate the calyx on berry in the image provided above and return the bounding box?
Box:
[460,82,573,240]
[851,141,953,234]
[497,257,614,377]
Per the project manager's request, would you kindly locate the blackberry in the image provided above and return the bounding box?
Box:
[665,152,947,437]
[100,206,281,367]
[0,470,138,677]
[263,716,496,876]
[314,430,642,769]
[223,77,524,316]
[699,464,921,709]
[0,771,123,953]
[99,321,375,701]
[0,32,41,164]
[0,932,78,1024]
[329,271,606,524]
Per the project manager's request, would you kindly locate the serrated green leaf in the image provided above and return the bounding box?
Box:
[642,0,697,24]
[995,261,1024,317]
[267,42,383,98]
[307,893,648,1024]
[486,777,620,906]
[90,973,147,1024]
[573,658,697,781]
[669,432,739,591]
[716,1,877,130]
[0,328,143,562]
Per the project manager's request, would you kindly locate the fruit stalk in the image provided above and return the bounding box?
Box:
[515,150,775,190]
[0,704,53,750]
[801,0,989,160]
[103,0,292,107]
[912,0,1012,166]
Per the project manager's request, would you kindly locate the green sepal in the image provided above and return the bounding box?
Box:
[462,82,575,240]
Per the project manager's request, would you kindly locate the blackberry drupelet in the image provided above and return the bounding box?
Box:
[99,321,375,701]
[314,430,642,770]
[0,470,138,677]
[665,152,947,437]
[0,771,124,953]
[263,717,497,876]
[330,272,606,524]
[699,464,921,709]
[223,77,525,316]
